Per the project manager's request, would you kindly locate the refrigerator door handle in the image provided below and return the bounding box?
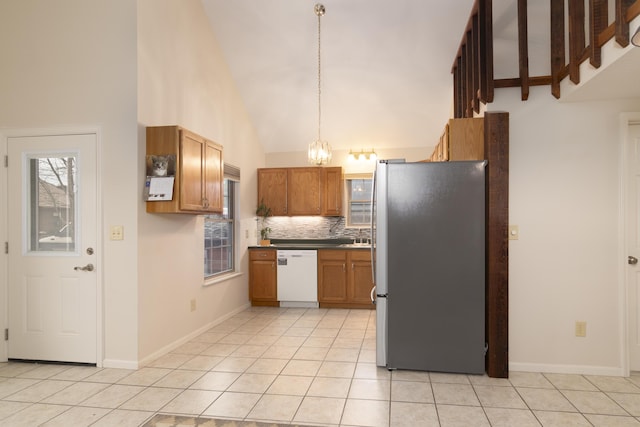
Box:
[370,285,376,304]
[370,168,377,283]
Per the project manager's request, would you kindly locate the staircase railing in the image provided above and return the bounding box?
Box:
[452,0,640,118]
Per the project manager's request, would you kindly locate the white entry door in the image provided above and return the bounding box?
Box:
[627,123,640,371]
[7,133,97,364]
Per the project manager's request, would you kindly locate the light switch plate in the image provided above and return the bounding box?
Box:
[575,321,587,337]
[509,225,519,240]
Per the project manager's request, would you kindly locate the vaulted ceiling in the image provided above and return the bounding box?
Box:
[202,0,475,154]
[202,0,640,154]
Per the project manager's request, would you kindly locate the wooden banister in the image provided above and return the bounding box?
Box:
[452,0,640,116]
[517,0,529,101]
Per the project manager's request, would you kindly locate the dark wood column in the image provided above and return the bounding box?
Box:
[484,112,509,378]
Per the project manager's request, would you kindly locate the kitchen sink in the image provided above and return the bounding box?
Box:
[339,243,371,248]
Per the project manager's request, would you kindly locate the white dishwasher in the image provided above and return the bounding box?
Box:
[277,250,318,308]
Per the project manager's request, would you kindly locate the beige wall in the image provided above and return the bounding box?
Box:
[0,0,139,366]
[488,86,640,374]
[0,0,265,367]
[137,0,263,363]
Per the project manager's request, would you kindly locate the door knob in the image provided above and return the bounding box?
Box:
[629,256,638,265]
[74,263,94,272]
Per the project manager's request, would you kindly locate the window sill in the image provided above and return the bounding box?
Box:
[204,271,243,287]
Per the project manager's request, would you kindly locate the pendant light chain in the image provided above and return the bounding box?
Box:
[316,4,323,143]
[308,3,331,165]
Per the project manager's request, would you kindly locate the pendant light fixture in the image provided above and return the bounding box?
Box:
[308,3,332,165]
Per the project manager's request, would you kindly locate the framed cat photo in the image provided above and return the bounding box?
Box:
[144,154,176,201]
[146,154,176,177]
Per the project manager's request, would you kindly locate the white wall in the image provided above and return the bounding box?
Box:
[0,0,139,366]
[137,0,264,363]
[487,86,640,374]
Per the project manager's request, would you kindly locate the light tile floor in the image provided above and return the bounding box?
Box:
[1,307,640,426]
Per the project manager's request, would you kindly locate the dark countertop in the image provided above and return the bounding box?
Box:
[249,238,371,250]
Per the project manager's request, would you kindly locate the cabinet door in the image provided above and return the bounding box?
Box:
[179,131,205,211]
[250,260,277,301]
[249,251,277,302]
[204,141,223,212]
[288,168,321,215]
[258,169,288,216]
[349,251,374,305]
[448,118,484,161]
[318,250,348,303]
[322,167,342,216]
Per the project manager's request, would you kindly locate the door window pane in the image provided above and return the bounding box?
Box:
[28,155,77,253]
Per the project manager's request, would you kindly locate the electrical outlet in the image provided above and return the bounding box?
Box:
[575,321,587,337]
[245,229,249,239]
[190,299,196,312]
[110,225,124,241]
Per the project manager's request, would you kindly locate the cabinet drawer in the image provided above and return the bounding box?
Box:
[250,249,276,261]
[318,249,347,261]
[349,250,371,261]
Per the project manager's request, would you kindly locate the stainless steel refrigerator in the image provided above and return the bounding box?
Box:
[372,159,486,374]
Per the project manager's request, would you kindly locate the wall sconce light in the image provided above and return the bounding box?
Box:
[348,149,377,162]
[632,26,640,47]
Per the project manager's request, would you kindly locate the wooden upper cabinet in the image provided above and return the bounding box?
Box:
[146,126,223,214]
[257,168,288,216]
[322,167,343,216]
[448,118,484,161]
[428,118,485,162]
[204,142,223,212]
[179,131,206,211]
[257,167,342,217]
[288,168,322,215]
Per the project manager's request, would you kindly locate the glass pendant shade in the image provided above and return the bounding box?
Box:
[308,139,332,165]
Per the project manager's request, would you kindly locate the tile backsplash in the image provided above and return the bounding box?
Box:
[257,216,370,242]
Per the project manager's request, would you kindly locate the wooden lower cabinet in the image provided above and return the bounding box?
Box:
[349,251,375,305]
[249,249,279,306]
[318,249,374,309]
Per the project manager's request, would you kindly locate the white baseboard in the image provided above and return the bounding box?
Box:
[137,303,251,368]
[510,362,626,377]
